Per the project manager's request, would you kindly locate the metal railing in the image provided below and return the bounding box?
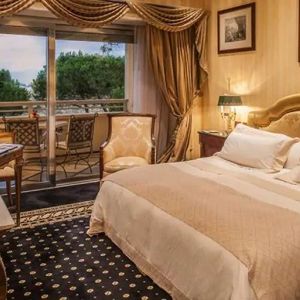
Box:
[0,99,128,116]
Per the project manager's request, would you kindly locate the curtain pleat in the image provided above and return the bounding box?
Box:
[195,15,209,88]
[40,0,129,27]
[146,25,199,162]
[132,26,170,159]
[127,1,206,32]
[0,0,36,17]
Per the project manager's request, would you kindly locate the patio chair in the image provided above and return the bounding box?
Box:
[56,114,97,178]
[100,113,156,179]
[3,117,46,182]
[0,132,15,207]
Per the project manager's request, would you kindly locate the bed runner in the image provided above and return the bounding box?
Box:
[103,164,300,300]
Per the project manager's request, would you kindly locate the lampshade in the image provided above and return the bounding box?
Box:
[218,95,242,106]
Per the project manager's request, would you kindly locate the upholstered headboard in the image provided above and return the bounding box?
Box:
[248,94,300,137]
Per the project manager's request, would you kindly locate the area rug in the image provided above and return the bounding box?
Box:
[12,200,95,228]
[1,203,171,300]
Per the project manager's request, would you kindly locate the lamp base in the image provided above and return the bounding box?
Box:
[221,112,236,132]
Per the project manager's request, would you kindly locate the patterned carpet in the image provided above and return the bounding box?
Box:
[1,203,171,300]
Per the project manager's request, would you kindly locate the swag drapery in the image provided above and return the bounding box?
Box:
[0,0,208,162]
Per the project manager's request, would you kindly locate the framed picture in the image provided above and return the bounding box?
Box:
[218,3,256,54]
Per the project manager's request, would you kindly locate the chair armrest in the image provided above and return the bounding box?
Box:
[99,141,115,180]
[55,129,65,148]
[40,131,47,148]
[150,138,156,164]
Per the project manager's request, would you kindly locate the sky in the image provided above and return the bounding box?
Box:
[0,34,125,86]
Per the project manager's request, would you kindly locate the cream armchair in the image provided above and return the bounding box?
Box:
[100,114,156,179]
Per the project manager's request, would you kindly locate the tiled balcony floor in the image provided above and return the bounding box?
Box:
[23,153,99,183]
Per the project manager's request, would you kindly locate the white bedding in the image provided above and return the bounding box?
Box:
[88,157,300,300]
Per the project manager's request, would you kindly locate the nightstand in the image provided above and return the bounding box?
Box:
[198,131,228,158]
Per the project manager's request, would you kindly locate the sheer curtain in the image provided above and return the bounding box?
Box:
[132,26,170,159]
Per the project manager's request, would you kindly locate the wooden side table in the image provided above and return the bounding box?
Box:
[0,257,6,300]
[0,195,15,300]
[0,144,23,226]
[198,131,228,158]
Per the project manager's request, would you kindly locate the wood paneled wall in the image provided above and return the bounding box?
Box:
[202,0,300,130]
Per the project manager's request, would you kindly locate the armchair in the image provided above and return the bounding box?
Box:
[100,114,156,179]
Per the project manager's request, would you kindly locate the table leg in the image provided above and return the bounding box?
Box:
[14,161,22,227]
[0,256,6,300]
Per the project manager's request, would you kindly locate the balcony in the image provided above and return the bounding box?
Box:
[0,99,128,192]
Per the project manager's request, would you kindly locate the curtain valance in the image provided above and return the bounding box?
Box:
[0,1,207,32]
[0,0,36,16]
[126,1,207,32]
[40,0,129,28]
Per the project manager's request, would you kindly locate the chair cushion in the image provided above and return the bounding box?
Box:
[104,156,149,173]
[0,167,14,179]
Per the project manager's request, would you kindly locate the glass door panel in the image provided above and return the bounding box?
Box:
[55,39,126,182]
[0,32,50,192]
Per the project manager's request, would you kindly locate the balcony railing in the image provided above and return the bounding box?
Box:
[0,99,128,117]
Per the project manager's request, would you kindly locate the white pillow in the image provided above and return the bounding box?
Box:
[285,142,300,169]
[234,123,291,138]
[216,124,298,170]
[276,166,300,184]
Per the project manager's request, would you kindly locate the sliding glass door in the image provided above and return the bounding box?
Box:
[54,38,126,182]
[0,14,133,192]
[0,31,51,191]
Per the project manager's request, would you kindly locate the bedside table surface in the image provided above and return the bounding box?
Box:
[198,130,229,138]
[198,130,228,158]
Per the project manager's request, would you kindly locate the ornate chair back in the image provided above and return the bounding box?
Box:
[3,117,40,152]
[108,114,155,161]
[66,114,97,151]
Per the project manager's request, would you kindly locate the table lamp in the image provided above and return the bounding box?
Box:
[218,95,243,132]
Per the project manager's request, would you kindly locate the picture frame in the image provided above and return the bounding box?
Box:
[218,3,256,54]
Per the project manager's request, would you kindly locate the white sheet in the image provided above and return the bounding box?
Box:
[88,157,300,300]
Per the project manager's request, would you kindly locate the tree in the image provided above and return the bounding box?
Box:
[0,69,30,101]
[0,69,30,116]
[31,66,47,100]
[31,50,125,101]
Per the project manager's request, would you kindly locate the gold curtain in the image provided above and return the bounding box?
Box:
[126,1,206,32]
[0,0,36,17]
[146,25,201,162]
[128,1,208,162]
[40,0,129,28]
[0,0,129,27]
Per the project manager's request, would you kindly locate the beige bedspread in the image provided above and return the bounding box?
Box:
[99,162,300,300]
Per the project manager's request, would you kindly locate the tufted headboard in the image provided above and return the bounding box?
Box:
[248,94,300,138]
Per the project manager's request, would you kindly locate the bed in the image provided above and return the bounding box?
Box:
[88,94,300,300]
